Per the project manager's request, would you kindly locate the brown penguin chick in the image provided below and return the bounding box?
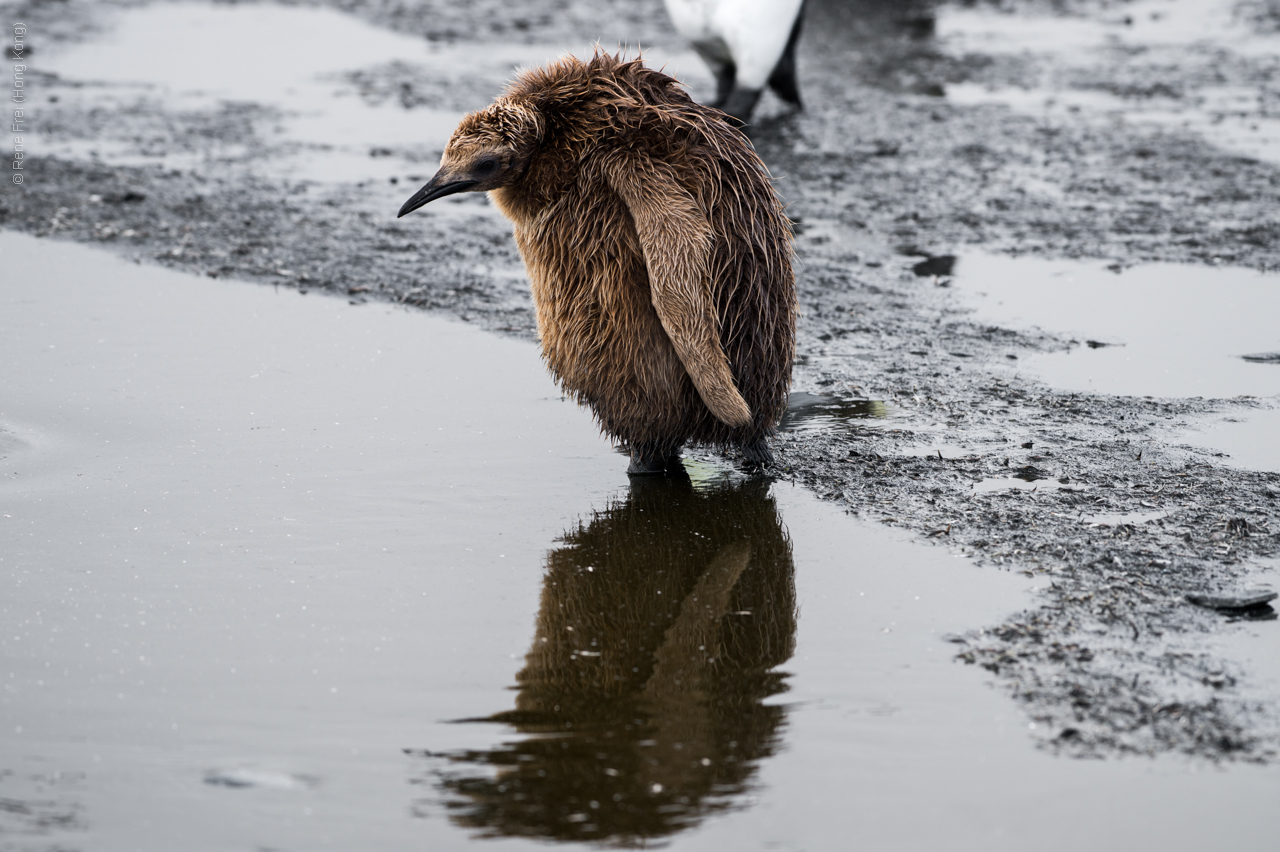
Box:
[398,52,796,474]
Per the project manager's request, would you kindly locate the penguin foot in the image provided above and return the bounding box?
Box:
[627,442,685,476]
[740,437,775,473]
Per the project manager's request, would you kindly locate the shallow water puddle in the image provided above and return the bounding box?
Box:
[3,232,1280,849]
[1082,509,1176,527]
[952,253,1280,399]
[950,252,1280,471]
[38,2,515,182]
[38,1,713,186]
[939,0,1278,60]
[939,0,1280,166]
[971,476,1076,495]
[1176,407,1280,473]
[946,82,1280,170]
[778,391,894,434]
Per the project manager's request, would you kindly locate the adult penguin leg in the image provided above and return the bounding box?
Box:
[767,0,806,108]
[712,59,737,109]
[691,43,736,110]
[721,86,763,126]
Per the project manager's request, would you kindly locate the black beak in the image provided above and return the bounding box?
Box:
[397,174,479,218]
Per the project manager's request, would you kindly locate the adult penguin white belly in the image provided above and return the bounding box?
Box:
[663,0,806,125]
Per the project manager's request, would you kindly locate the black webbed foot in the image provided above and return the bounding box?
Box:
[627,441,686,476]
[739,436,775,474]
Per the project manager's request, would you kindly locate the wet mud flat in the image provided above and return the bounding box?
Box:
[2,0,1279,786]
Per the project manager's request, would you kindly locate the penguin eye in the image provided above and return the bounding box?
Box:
[476,158,498,174]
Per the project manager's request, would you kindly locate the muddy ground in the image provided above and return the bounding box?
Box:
[4,0,1280,762]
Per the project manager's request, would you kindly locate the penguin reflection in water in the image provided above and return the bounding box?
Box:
[398,53,796,474]
[416,474,796,843]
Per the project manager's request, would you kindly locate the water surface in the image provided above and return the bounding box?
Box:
[3,233,1280,850]
[1176,408,1280,473]
[952,253,1280,400]
[939,0,1280,166]
[949,252,1280,471]
[37,1,714,187]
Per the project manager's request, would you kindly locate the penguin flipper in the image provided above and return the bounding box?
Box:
[643,540,752,697]
[605,156,752,429]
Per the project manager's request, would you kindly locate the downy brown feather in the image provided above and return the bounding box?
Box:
[418,52,796,461]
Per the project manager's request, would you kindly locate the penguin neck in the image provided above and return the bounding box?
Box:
[489,183,541,227]
[489,137,585,226]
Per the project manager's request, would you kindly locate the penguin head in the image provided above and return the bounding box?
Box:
[397,100,543,218]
